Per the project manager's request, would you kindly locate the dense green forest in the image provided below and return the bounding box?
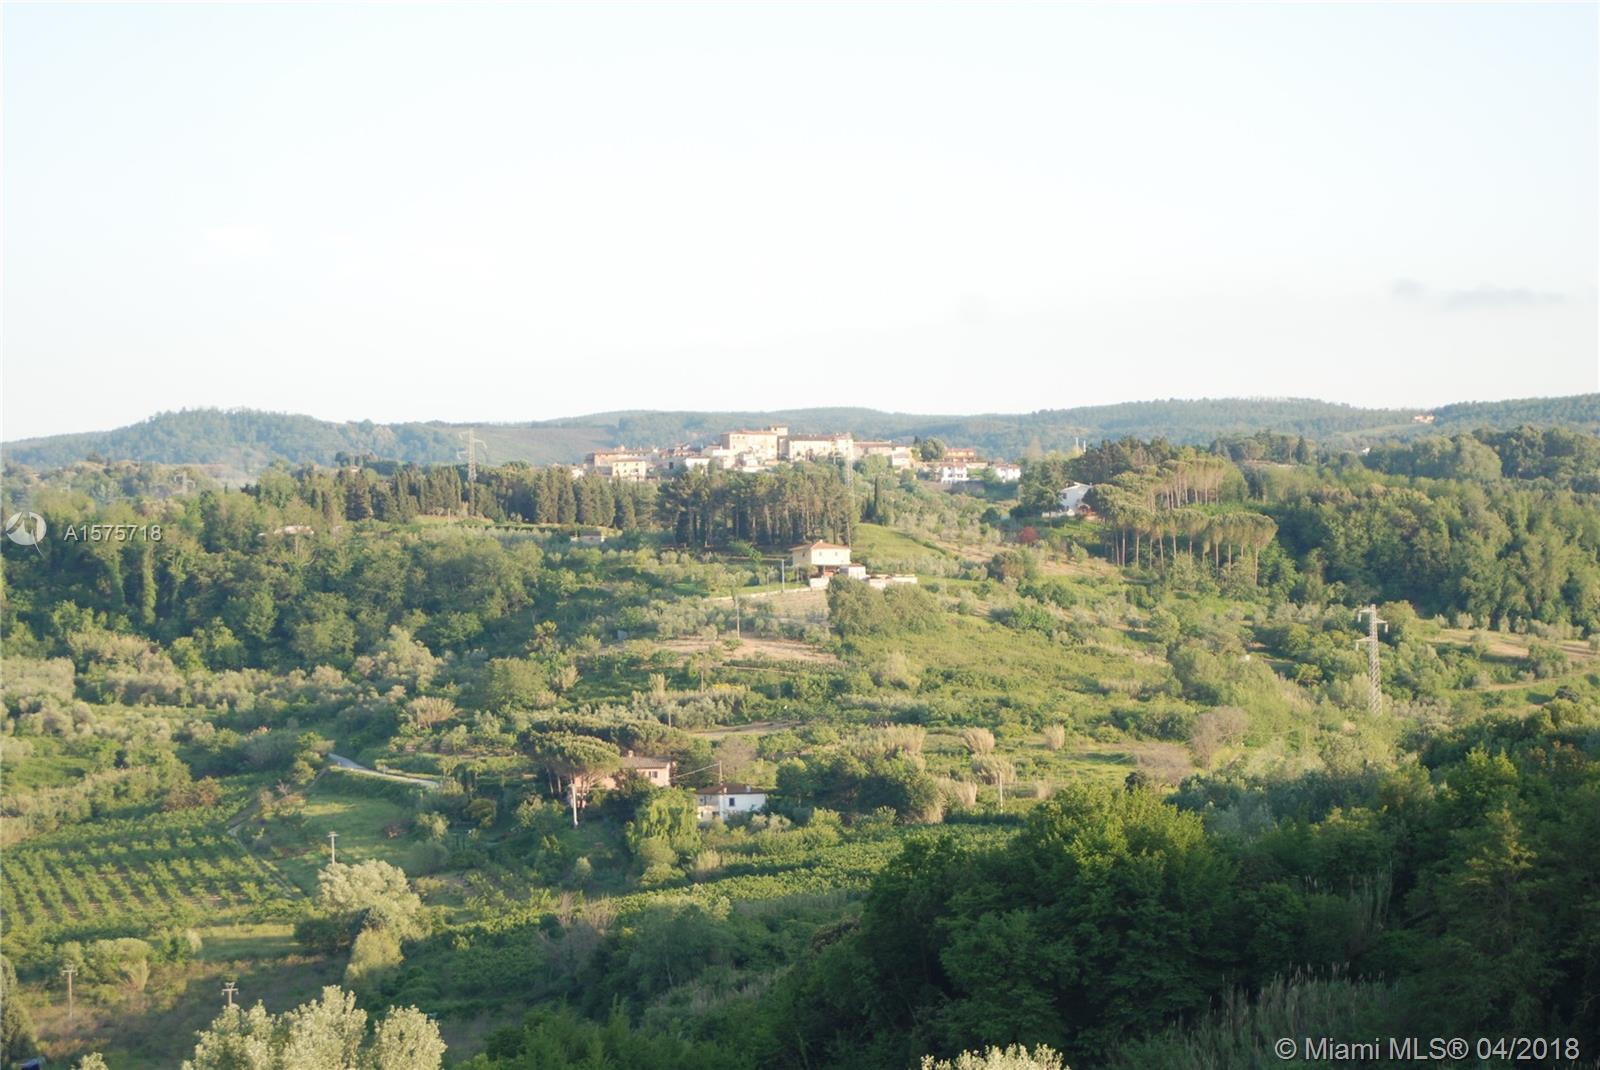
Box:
[6,395,1596,475]
[2,421,1598,1069]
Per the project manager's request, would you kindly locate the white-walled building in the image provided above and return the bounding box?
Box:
[586,451,654,481]
[601,458,652,481]
[936,464,972,485]
[720,426,788,463]
[784,433,856,462]
[695,784,769,824]
[791,541,865,588]
[989,463,1022,482]
[791,541,853,570]
[1058,482,1093,516]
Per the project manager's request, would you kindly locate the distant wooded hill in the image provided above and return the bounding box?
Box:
[5,395,1597,475]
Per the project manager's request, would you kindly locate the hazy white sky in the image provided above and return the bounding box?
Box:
[4,2,1596,440]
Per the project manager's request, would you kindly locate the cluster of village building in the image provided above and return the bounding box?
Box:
[581,425,1023,486]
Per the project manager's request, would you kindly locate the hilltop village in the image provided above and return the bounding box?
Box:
[581,424,1024,486]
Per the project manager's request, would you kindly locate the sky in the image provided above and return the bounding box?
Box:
[3,2,1597,440]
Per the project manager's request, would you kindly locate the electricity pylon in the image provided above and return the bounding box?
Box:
[1355,604,1387,715]
[459,430,487,515]
[458,430,485,483]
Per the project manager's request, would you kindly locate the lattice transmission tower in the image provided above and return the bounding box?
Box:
[1355,604,1387,715]
[458,429,487,514]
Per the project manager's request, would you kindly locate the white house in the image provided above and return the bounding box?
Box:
[989,463,1022,483]
[791,541,853,571]
[1057,482,1093,516]
[936,464,972,485]
[695,784,769,824]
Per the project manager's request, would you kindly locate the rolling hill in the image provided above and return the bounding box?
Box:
[4,395,1596,476]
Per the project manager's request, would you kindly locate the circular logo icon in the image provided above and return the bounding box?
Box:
[4,511,46,546]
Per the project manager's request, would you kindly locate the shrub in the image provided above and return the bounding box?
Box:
[1524,642,1570,680]
[404,696,458,731]
[986,550,1032,583]
[871,651,922,689]
[345,927,403,989]
[317,860,424,940]
[922,1046,1068,1070]
[1188,707,1248,768]
[877,725,927,757]
[961,728,996,756]
[1002,600,1058,636]
[465,798,498,829]
[938,777,979,809]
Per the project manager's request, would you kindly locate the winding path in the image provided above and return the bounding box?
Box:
[327,753,442,790]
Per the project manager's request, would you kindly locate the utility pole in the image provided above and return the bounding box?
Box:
[1355,604,1387,715]
[61,964,75,1021]
[327,830,339,864]
[222,981,238,1009]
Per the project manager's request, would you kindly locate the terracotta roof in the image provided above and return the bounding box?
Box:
[621,754,673,769]
[696,784,767,796]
